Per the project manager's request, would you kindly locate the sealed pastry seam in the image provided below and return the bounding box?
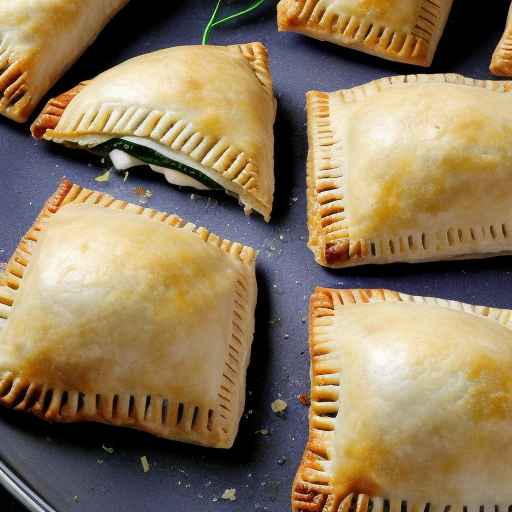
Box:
[0,0,128,122]
[277,0,453,66]
[307,73,512,268]
[491,2,512,76]
[0,40,30,121]
[293,287,512,512]
[0,181,257,448]
[31,43,276,221]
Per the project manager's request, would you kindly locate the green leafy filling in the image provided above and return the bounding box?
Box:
[93,138,221,190]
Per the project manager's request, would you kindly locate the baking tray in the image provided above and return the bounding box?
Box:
[1,1,512,510]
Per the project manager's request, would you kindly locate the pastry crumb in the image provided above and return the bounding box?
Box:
[123,171,129,183]
[101,444,114,454]
[297,392,311,407]
[96,458,104,465]
[95,170,111,182]
[277,456,287,465]
[271,399,288,415]
[255,428,269,436]
[133,187,152,203]
[72,495,79,503]
[221,488,237,501]
[140,455,150,473]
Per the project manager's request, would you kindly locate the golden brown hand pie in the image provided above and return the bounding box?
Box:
[491,2,512,76]
[0,181,257,448]
[0,0,128,123]
[277,0,454,66]
[307,73,512,268]
[31,43,276,221]
[294,287,512,511]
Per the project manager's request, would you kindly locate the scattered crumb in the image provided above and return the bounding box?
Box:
[221,488,237,501]
[73,496,79,503]
[95,170,111,182]
[297,393,311,407]
[123,171,129,183]
[283,334,289,339]
[255,428,269,436]
[102,444,114,454]
[190,193,197,200]
[301,316,307,323]
[133,187,152,203]
[277,456,287,466]
[96,458,104,465]
[271,399,288,415]
[140,456,150,473]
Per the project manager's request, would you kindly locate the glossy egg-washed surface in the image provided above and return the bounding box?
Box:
[1,1,512,511]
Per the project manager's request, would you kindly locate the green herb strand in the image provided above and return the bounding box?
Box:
[202,0,222,45]
[202,0,265,45]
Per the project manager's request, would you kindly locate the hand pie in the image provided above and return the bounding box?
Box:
[491,2,512,76]
[0,181,257,448]
[277,0,454,66]
[31,43,276,221]
[307,73,512,268]
[0,0,128,123]
[294,287,512,511]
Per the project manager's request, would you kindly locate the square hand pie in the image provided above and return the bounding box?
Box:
[277,0,454,66]
[0,181,257,448]
[31,43,276,221]
[0,0,128,123]
[294,287,512,511]
[491,2,512,76]
[307,73,512,268]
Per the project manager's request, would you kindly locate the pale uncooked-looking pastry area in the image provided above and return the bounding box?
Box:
[2,1,512,512]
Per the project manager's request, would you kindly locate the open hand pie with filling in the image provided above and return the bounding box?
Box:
[0,181,257,448]
[293,287,512,511]
[307,74,512,268]
[31,43,276,221]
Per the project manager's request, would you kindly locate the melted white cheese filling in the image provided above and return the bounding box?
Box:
[108,140,209,190]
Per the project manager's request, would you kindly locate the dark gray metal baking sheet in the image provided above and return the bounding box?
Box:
[1,1,512,510]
